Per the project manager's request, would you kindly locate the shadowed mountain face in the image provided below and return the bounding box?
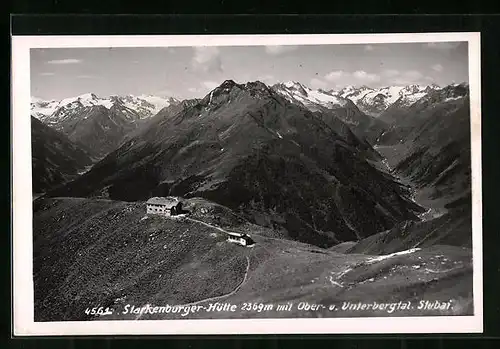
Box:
[51,104,144,158]
[394,103,471,205]
[272,81,387,145]
[122,98,202,143]
[46,80,424,247]
[31,116,93,193]
[313,107,387,147]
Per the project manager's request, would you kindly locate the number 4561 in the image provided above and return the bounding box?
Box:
[85,306,112,316]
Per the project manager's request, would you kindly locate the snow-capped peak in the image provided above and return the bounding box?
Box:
[326,83,443,116]
[337,85,360,95]
[136,94,179,114]
[426,83,440,89]
[78,92,98,100]
[57,92,106,109]
[273,81,349,110]
[278,81,310,96]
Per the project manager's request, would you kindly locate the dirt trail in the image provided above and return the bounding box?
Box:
[186,217,235,234]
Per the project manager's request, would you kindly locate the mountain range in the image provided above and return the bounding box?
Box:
[44,79,430,247]
[32,82,448,159]
[32,79,471,246]
[31,82,444,129]
[332,83,441,117]
[32,93,179,122]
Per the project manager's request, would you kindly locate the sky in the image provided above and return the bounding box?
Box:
[30,42,469,101]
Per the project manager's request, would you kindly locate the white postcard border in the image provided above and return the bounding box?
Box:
[12,32,483,336]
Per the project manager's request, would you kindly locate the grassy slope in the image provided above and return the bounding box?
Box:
[33,197,249,321]
[33,197,473,321]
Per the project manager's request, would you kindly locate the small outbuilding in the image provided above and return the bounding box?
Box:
[226,232,255,247]
[146,196,182,216]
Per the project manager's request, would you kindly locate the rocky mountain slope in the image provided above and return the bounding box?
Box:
[45,80,424,248]
[31,116,93,193]
[376,83,470,208]
[31,93,180,158]
[51,104,142,158]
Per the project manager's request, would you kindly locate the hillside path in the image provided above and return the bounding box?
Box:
[185,217,235,234]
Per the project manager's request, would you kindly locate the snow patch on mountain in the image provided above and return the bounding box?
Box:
[331,84,442,116]
[443,95,464,103]
[58,93,113,109]
[31,98,60,119]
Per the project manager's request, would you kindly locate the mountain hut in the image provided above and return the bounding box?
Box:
[226,232,255,247]
[146,197,182,216]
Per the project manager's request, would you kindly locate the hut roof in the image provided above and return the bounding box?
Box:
[226,231,245,237]
[146,196,180,207]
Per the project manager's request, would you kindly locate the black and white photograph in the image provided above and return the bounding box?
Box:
[12,33,482,335]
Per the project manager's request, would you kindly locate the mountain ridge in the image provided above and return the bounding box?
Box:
[329,84,444,117]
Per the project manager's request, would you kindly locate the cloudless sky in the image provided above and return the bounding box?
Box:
[30,42,469,101]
